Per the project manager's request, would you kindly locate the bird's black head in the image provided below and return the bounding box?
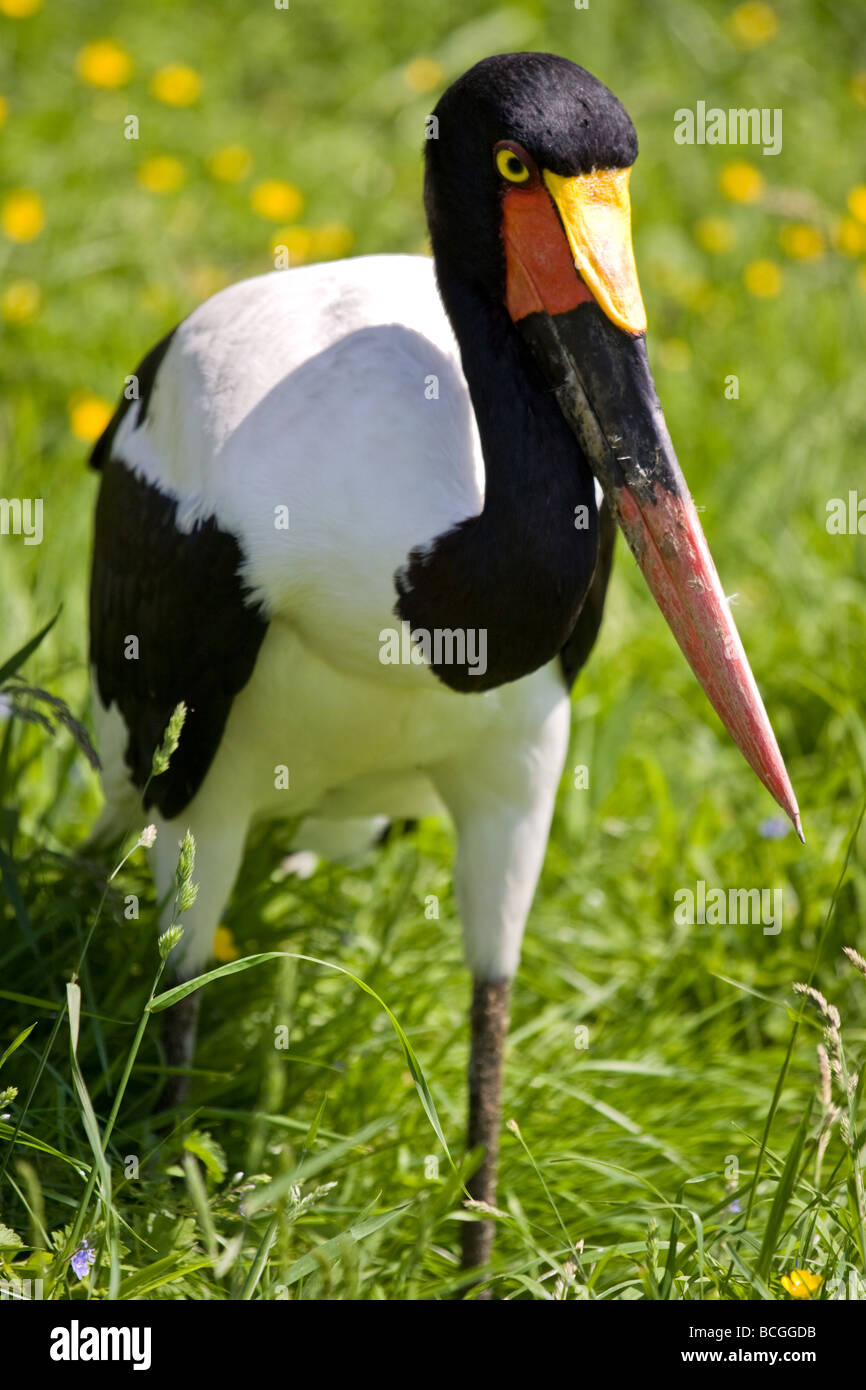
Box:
[425,52,638,301]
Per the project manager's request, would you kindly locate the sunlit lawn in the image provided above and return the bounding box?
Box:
[1,0,865,1299]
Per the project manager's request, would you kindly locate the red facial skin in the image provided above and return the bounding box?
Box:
[502,184,595,321]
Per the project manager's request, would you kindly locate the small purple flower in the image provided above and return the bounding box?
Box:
[728,1198,742,1214]
[759,817,790,840]
[70,1238,96,1280]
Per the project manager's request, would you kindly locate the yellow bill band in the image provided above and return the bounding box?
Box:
[543,167,647,335]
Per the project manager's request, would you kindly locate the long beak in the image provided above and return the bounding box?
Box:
[502,169,803,838]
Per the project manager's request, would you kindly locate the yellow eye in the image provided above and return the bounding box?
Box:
[495,147,530,184]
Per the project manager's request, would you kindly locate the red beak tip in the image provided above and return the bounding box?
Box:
[615,482,805,848]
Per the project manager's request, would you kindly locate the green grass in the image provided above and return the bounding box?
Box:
[1,0,866,1299]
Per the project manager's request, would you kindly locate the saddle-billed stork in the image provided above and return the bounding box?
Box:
[88,52,801,1277]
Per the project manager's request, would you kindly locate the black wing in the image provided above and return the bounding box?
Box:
[89,341,269,820]
[89,328,177,473]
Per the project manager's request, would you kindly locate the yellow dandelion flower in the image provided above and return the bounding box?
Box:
[150,64,201,106]
[779,223,825,260]
[252,179,304,222]
[694,217,736,253]
[744,259,782,297]
[310,222,354,260]
[76,39,133,89]
[720,161,765,204]
[780,1269,822,1299]
[835,216,866,256]
[0,0,41,16]
[270,225,313,265]
[0,96,8,127]
[213,925,239,962]
[207,144,252,183]
[851,73,866,107]
[1,279,40,323]
[658,339,692,372]
[68,394,113,443]
[731,2,778,47]
[2,189,44,242]
[137,155,185,194]
[847,185,866,224]
[403,57,445,94]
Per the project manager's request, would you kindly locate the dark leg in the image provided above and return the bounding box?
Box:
[156,989,202,1112]
[460,977,511,1283]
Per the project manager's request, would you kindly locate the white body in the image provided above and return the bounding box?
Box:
[94,255,572,979]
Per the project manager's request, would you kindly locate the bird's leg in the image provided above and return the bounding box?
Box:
[148,808,247,1114]
[431,712,569,1285]
[156,988,201,1112]
[461,976,511,1278]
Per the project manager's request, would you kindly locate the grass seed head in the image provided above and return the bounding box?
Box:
[151,701,187,776]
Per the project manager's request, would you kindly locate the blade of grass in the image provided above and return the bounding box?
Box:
[755,1099,813,1287]
[0,610,60,685]
[149,950,455,1172]
[744,794,866,1228]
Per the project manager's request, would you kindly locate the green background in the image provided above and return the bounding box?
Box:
[0,0,865,1300]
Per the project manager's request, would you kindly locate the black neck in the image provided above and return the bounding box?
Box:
[394,262,599,691]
